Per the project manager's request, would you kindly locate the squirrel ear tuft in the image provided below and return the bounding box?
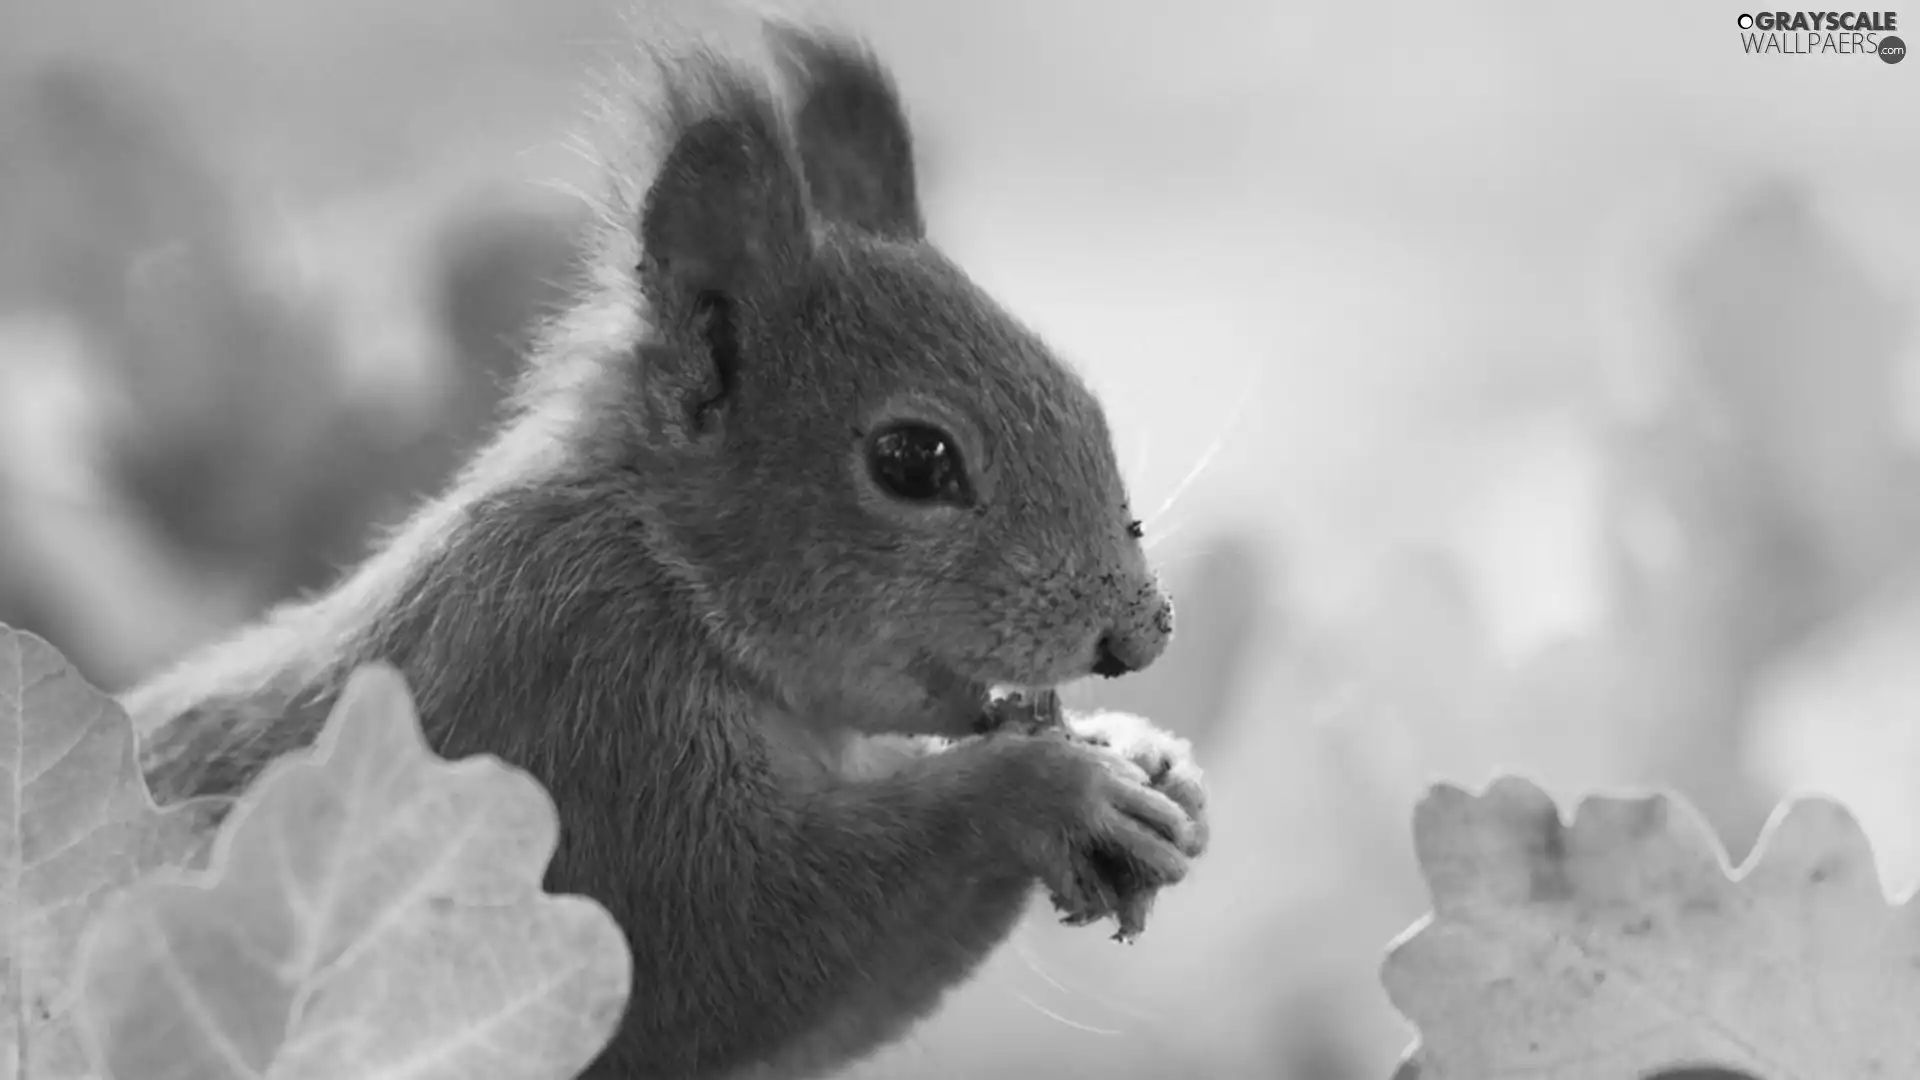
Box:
[767,24,924,241]
[632,58,809,440]
[636,65,809,316]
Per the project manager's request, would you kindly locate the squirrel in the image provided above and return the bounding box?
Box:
[124,19,1209,1080]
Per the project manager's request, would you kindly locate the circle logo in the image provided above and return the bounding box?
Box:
[1882,35,1907,63]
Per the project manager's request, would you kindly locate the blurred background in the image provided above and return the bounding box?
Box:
[3,0,1918,1076]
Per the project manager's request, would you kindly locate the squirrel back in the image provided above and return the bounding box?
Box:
[129,19,1193,1080]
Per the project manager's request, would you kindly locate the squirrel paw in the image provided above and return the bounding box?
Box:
[1031,713,1208,943]
[1062,711,1208,859]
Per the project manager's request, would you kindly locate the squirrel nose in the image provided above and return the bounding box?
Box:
[1090,594,1175,678]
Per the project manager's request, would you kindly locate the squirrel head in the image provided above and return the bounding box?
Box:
[616,28,1171,737]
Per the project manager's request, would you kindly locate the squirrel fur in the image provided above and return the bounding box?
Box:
[126,19,1208,1080]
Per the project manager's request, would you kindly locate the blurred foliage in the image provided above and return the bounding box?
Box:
[1603,179,1916,856]
[0,59,588,684]
[1,17,1917,1080]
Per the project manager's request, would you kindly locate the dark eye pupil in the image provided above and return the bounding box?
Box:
[871,425,964,502]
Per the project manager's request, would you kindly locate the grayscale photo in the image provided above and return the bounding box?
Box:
[0,2,1913,1078]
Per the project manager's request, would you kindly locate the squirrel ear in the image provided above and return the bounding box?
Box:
[636,77,809,316]
[633,67,809,437]
[767,25,924,241]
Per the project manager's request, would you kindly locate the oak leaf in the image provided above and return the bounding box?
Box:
[1384,776,1918,1080]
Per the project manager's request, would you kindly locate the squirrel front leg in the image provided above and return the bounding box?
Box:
[606,730,1201,1080]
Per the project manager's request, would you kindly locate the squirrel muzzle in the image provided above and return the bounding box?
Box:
[1090,578,1174,678]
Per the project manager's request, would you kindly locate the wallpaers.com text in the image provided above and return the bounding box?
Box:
[1737,10,1905,59]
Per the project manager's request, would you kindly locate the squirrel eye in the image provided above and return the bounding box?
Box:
[868,423,969,504]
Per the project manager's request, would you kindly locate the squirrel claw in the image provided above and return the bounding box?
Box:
[1052,882,1157,942]
[1112,889,1156,941]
